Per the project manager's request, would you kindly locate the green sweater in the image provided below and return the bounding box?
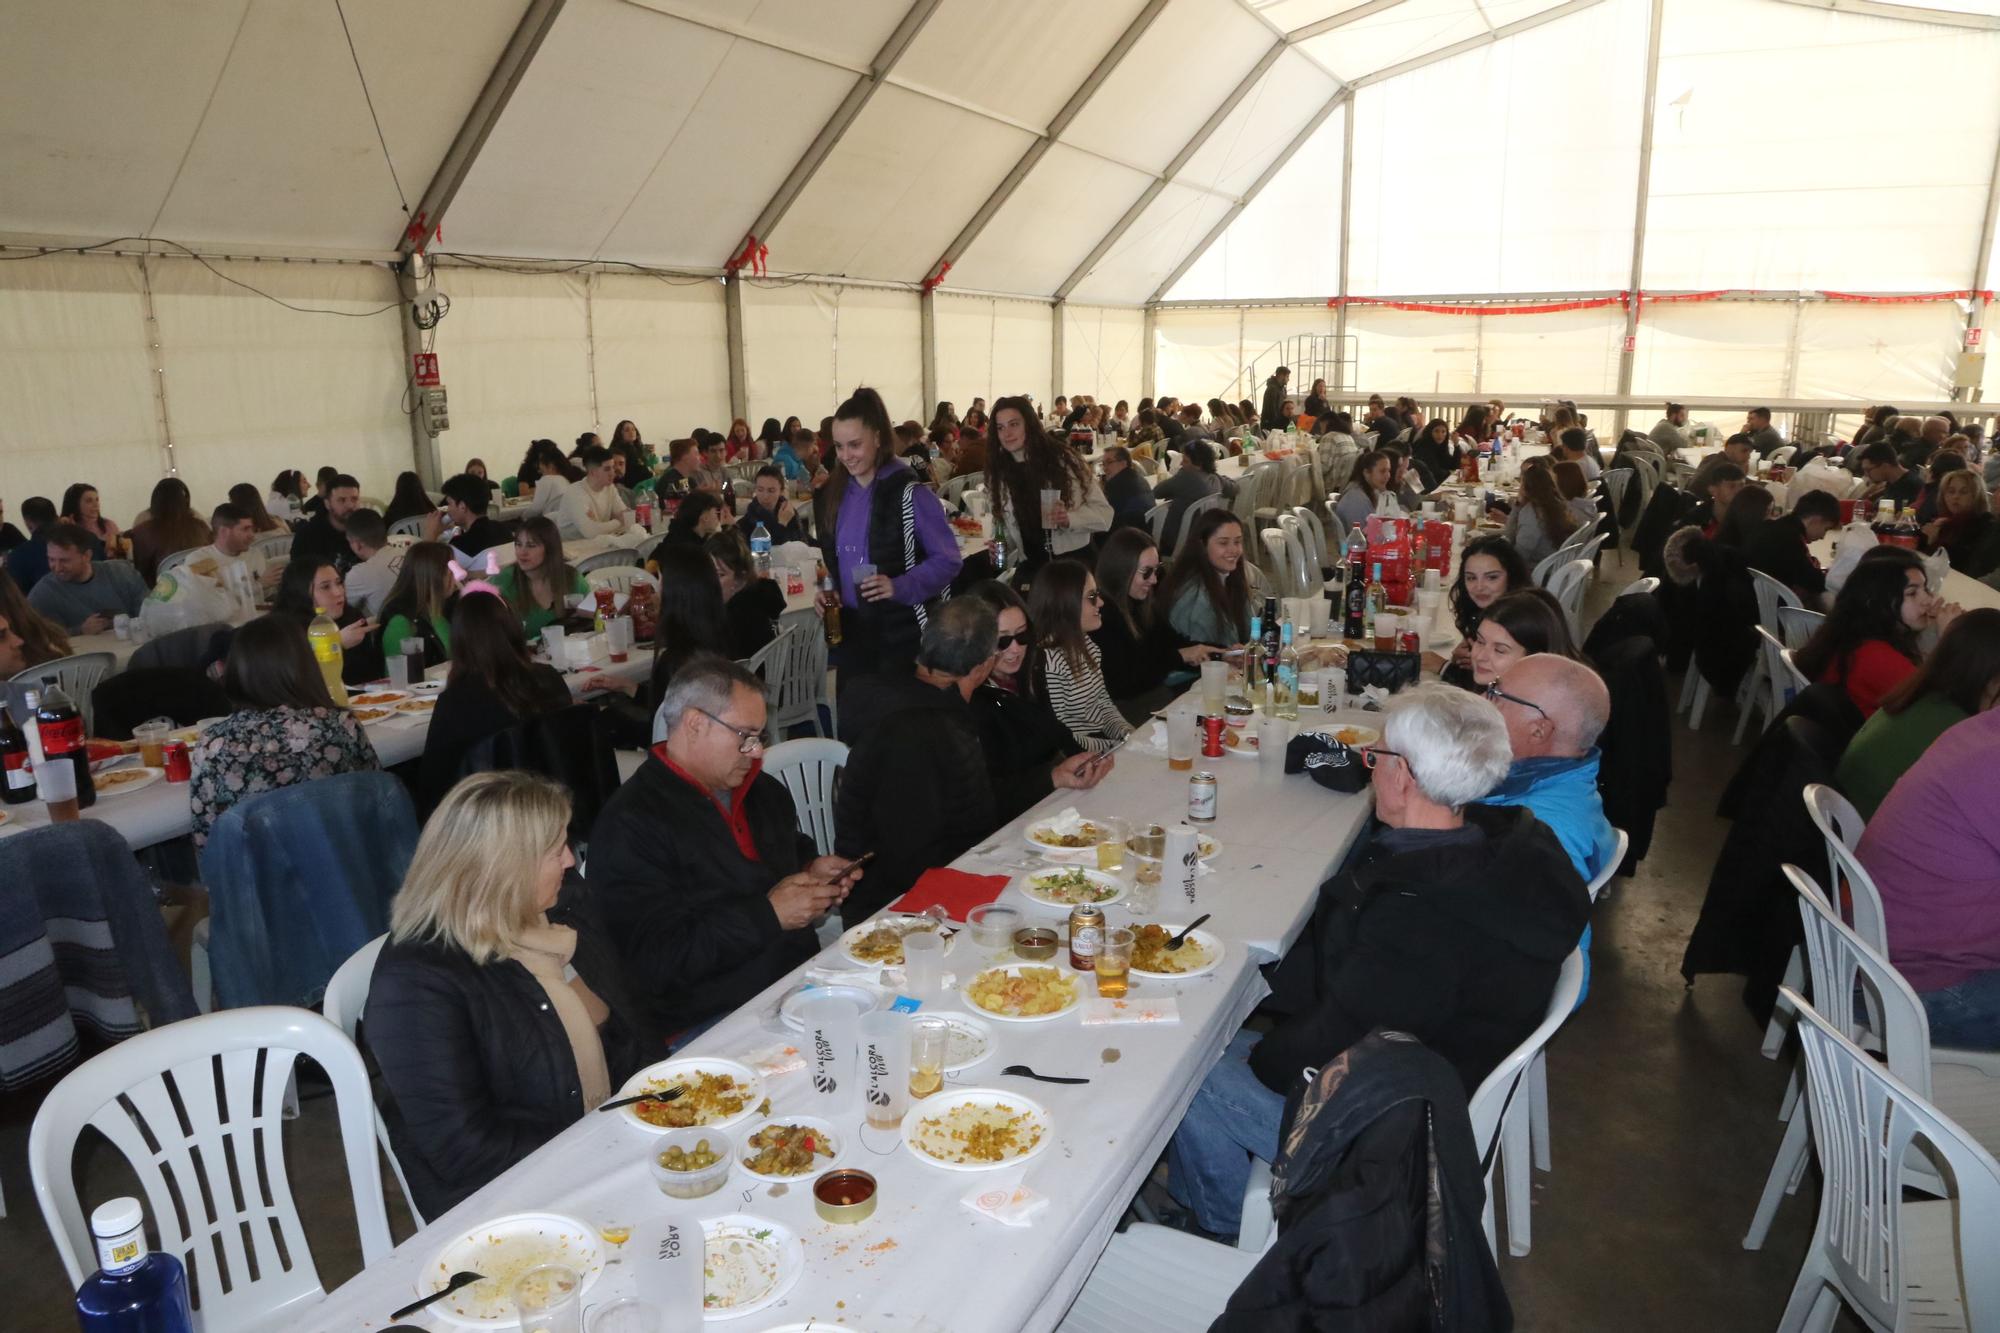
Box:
[493,566,589,638]
[1834,693,1969,820]
[382,613,452,662]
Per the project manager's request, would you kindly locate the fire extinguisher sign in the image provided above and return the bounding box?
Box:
[1967,327,1984,351]
[413,352,440,387]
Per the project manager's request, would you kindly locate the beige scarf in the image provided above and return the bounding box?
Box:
[508,919,611,1110]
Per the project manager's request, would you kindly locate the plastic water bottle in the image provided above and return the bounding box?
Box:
[750,522,772,578]
[74,1197,194,1333]
[307,605,349,707]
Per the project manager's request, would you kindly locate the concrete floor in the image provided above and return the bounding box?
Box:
[0,573,1845,1330]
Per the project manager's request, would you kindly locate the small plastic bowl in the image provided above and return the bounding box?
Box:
[1013,927,1059,962]
[1128,824,1167,860]
[967,904,1022,951]
[814,1169,878,1224]
[647,1127,733,1199]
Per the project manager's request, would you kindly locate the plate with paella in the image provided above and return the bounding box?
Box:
[612,1058,765,1134]
[962,965,1079,1023]
[838,914,957,967]
[1129,923,1225,980]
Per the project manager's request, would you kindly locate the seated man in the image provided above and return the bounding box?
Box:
[1098,446,1152,529]
[1167,684,1588,1237]
[589,654,863,1050]
[188,502,278,593]
[342,508,404,619]
[1746,489,1839,605]
[556,444,637,541]
[28,523,147,633]
[442,472,512,559]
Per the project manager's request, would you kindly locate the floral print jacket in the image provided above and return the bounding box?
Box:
[189,706,380,848]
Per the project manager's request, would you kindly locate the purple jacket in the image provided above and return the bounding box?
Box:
[830,459,960,608]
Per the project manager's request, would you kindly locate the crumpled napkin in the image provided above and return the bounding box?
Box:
[962,1182,1050,1228]
[1123,719,1168,757]
[1354,684,1392,712]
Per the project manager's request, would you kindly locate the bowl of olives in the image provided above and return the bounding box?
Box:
[646,1126,734,1198]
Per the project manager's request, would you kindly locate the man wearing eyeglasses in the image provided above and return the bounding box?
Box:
[1099,446,1152,530]
[1479,657,1619,884]
[589,654,865,1050]
[1166,684,1588,1239]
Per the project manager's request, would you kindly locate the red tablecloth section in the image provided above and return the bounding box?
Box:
[891,867,1010,922]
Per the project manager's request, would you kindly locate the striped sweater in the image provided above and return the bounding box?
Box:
[1043,640,1132,753]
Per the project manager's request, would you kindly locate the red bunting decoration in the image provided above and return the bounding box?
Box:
[921,260,952,293]
[1319,289,1989,321]
[725,235,768,277]
[1327,295,1624,316]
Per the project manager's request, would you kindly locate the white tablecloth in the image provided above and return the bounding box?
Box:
[302,705,1379,1332]
[1810,536,2000,612]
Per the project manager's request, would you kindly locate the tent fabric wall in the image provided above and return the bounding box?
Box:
[428,268,593,480]
[1062,305,1148,407]
[741,282,924,425]
[587,274,731,443]
[935,294,1055,408]
[1153,308,1246,403]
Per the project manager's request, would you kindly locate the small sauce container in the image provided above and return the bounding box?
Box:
[814,1169,878,1224]
[1013,927,1059,961]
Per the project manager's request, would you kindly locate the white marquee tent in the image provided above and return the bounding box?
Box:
[5,0,2000,516]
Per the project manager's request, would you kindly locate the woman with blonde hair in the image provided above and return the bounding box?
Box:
[1922,467,1997,576]
[367,770,640,1218]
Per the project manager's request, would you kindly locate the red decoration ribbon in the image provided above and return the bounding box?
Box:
[1328,295,1624,316]
[1319,289,1988,321]
[921,260,952,293]
[726,235,768,277]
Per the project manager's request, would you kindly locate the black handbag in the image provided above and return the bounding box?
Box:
[1284,731,1371,793]
[1344,649,1422,695]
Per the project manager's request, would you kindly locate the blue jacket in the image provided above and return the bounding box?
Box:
[771,442,809,482]
[1483,751,1617,883]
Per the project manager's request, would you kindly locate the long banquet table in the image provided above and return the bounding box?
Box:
[301,694,1380,1332]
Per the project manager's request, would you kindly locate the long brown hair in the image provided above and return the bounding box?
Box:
[1347,449,1391,506]
[1518,463,1579,545]
[449,592,557,718]
[1164,510,1250,642]
[985,395,1093,549]
[0,567,72,666]
[381,541,457,630]
[507,517,574,616]
[1880,606,2000,716]
[814,386,898,546]
[228,483,287,533]
[142,477,211,555]
[1027,558,1096,679]
[1095,528,1160,640]
[222,614,335,711]
[965,579,1047,699]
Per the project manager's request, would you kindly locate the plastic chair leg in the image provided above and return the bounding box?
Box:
[190,919,214,1014]
[1762,951,1802,1058]
[1732,659,1767,745]
[1687,676,1712,730]
[1502,1098,1533,1256]
[1481,1164,1498,1258]
[1528,1050,1551,1173]
[1677,666,1697,716]
[1744,1093,1811,1250]
[1777,1059,1802,1122]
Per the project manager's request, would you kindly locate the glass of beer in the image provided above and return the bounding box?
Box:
[909,1018,949,1100]
[133,721,170,769]
[1095,816,1129,872]
[1167,713,1197,770]
[1095,928,1135,999]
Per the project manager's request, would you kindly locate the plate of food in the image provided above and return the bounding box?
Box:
[1018,865,1124,908]
[1219,727,1261,758]
[1024,815,1106,853]
[94,766,163,796]
[346,689,408,709]
[417,1212,605,1327]
[407,677,446,694]
[776,982,880,1031]
[1125,828,1222,863]
[1325,723,1380,748]
[922,1010,996,1072]
[396,696,437,714]
[701,1214,805,1320]
[613,1058,765,1133]
[902,1088,1053,1171]
[1129,924,1226,980]
[838,914,956,967]
[736,1116,843,1183]
[963,965,1079,1022]
[350,706,396,724]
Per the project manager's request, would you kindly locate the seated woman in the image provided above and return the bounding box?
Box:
[187,615,380,848]
[1407,418,1459,491]
[367,770,641,1219]
[227,483,290,535]
[1164,509,1255,648]
[1029,559,1132,753]
[1714,484,1774,550]
[1500,462,1581,570]
[379,541,459,669]
[1551,461,1599,531]
[1334,449,1394,529]
[661,490,727,553]
[1091,528,1216,716]
[495,517,588,641]
[273,558,384,685]
[0,566,73,672]
[1921,468,1997,576]
[706,528,785,661]
[650,543,731,700]
[1795,547,1961,719]
[384,471,438,529]
[420,591,575,807]
[1835,608,2000,819]
[1437,536,1533,687]
[517,441,579,520]
[1468,589,1582,688]
[965,581,1096,823]
[59,484,117,560]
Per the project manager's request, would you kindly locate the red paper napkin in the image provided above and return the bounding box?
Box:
[891,868,1011,922]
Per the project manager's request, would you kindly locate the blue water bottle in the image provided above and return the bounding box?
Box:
[75,1197,193,1333]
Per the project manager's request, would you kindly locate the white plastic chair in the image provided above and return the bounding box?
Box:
[1259,528,1312,601]
[1778,605,1824,650]
[1599,471,1632,565]
[768,619,830,738]
[387,514,429,539]
[583,565,659,597]
[28,1007,392,1330]
[762,737,847,857]
[1145,500,1172,550]
[1768,445,1798,466]
[1762,784,1882,1063]
[321,935,424,1227]
[1476,948,1586,1257]
[575,548,643,575]
[248,531,294,565]
[1734,571,1806,744]
[1777,987,2000,1332]
[1619,576,1660,598]
[1544,559,1592,642]
[155,547,202,580]
[1058,1222,1261,1332]
[9,651,116,736]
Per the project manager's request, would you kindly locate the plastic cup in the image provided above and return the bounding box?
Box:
[1199,660,1229,711]
[1167,713,1197,770]
[588,1299,663,1333]
[795,991,859,1109]
[1373,612,1398,652]
[909,1018,950,1100]
[39,755,80,822]
[133,721,170,768]
[386,650,412,690]
[607,616,633,663]
[1095,928,1134,998]
[112,614,131,641]
[513,1264,582,1333]
[1094,816,1129,873]
[1039,487,1061,529]
[859,1011,910,1129]
[902,929,944,997]
[1261,718,1295,778]
[541,625,566,662]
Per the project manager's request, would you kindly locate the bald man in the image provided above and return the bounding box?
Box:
[1479,654,1619,884]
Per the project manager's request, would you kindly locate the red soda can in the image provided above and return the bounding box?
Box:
[163,739,192,784]
[1199,714,1226,758]
[1398,628,1421,654]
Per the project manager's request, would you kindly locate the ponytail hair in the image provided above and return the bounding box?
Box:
[818,385,898,540]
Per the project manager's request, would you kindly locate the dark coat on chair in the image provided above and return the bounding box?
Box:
[91,668,232,739]
[1584,597,1673,873]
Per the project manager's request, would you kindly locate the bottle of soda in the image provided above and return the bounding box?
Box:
[74,1196,194,1333]
[36,676,95,809]
[307,606,350,707]
[0,703,34,805]
[820,573,843,646]
[1342,533,1370,640]
[1260,597,1281,678]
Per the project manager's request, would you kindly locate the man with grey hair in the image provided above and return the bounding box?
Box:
[834,599,1104,924]
[1166,684,1588,1238]
[590,653,865,1047]
[1480,656,1618,883]
[1098,444,1152,528]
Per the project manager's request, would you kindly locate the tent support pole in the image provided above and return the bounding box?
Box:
[1960,94,2000,400]
[921,288,938,414]
[1334,98,1354,396]
[1142,305,1158,400]
[1615,0,1664,437]
[1052,300,1066,403]
[725,273,748,423]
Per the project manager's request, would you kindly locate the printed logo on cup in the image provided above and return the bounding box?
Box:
[812,1028,838,1095]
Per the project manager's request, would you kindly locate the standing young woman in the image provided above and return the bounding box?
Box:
[1028,559,1132,752]
[1092,528,1217,708]
[1164,509,1255,648]
[379,542,459,668]
[59,484,120,559]
[495,516,588,640]
[1467,590,1582,687]
[1795,547,1961,718]
[273,558,383,685]
[984,394,1111,572]
[1437,535,1533,684]
[814,385,962,679]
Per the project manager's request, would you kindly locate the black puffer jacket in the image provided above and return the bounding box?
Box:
[587,754,819,1046]
[833,676,995,924]
[969,680,1084,824]
[1250,806,1589,1097]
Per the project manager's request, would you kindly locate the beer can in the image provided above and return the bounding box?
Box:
[1199,714,1226,757]
[162,739,191,784]
[1188,771,1217,824]
[1068,904,1106,971]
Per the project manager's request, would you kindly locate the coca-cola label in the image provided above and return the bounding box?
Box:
[39,715,83,757]
[3,752,31,789]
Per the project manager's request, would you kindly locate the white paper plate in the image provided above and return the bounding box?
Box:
[394,696,438,715]
[1129,926,1226,980]
[1219,730,1263,759]
[1017,865,1124,908]
[344,689,409,709]
[837,914,957,968]
[417,1212,605,1327]
[1022,818,1109,855]
[924,1009,996,1071]
[92,766,163,797]
[734,1115,844,1183]
[1315,723,1380,748]
[701,1214,804,1321]
[776,982,880,1031]
[407,677,446,694]
[961,964,1081,1023]
[902,1087,1053,1171]
[613,1058,764,1134]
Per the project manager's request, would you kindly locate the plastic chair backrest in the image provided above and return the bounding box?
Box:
[27,1007,392,1329]
[1546,560,1591,639]
[155,547,201,580]
[321,935,424,1227]
[1290,506,1328,572]
[576,548,643,575]
[1257,530,1302,600]
[584,565,659,596]
[1600,470,1632,533]
[1785,988,2000,1331]
[1586,828,1629,902]
[1180,492,1227,547]
[248,531,293,563]
[1777,605,1823,650]
[1469,949,1585,1156]
[1750,567,1803,633]
[1753,624,1792,718]
[1146,501,1171,549]
[1574,532,1608,569]
[762,737,849,856]
[1768,446,1797,465]
[1802,785,1887,954]
[1531,546,1566,588]
[387,515,429,539]
[770,621,828,734]
[10,651,117,735]
[1619,576,1660,598]
[1786,866,1925,1094]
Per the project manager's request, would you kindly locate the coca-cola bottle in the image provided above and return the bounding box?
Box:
[0,704,34,805]
[36,676,95,809]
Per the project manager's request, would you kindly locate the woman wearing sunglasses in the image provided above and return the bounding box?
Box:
[1027,559,1131,752]
[965,580,1106,822]
[1092,529,1220,716]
